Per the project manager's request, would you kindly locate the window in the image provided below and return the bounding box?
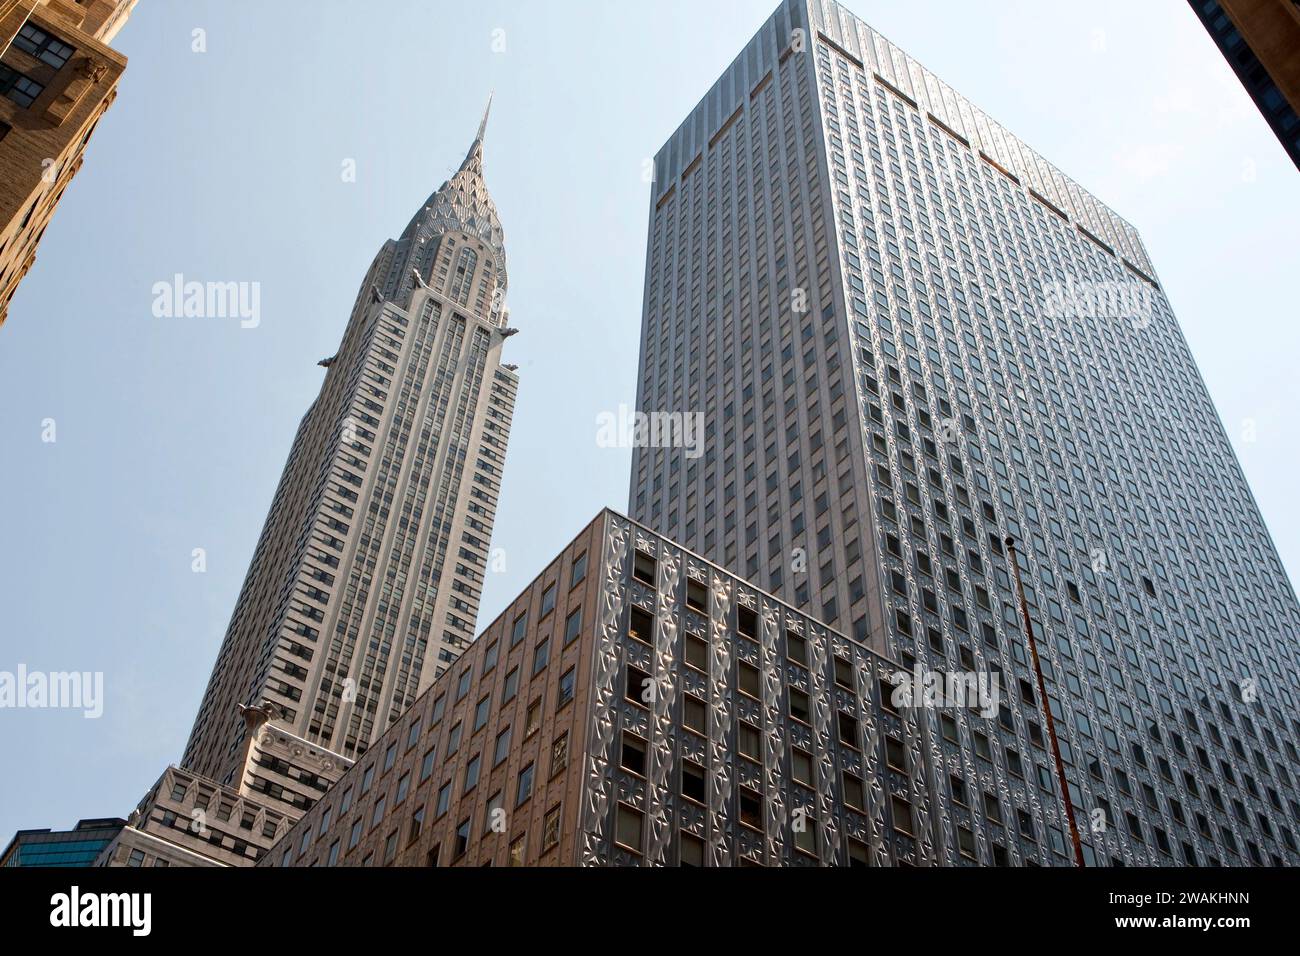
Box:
[0,62,44,108]
[681,761,706,803]
[885,735,907,770]
[454,818,471,858]
[484,791,504,834]
[557,667,576,708]
[551,732,569,776]
[848,839,870,867]
[456,669,472,701]
[435,782,451,818]
[633,550,657,585]
[843,772,866,810]
[891,795,913,835]
[525,698,542,737]
[464,754,482,792]
[482,640,499,674]
[881,679,900,714]
[571,551,588,588]
[616,803,644,852]
[621,732,648,776]
[359,764,375,795]
[540,582,557,618]
[395,773,410,804]
[626,663,651,706]
[564,608,582,645]
[14,23,75,69]
[383,742,397,772]
[738,661,761,698]
[446,722,463,756]
[680,832,705,867]
[629,606,654,643]
[532,639,550,675]
[686,578,709,611]
[430,694,446,723]
[737,605,757,637]
[502,667,519,703]
[684,635,708,671]
[418,747,437,783]
[794,814,817,855]
[493,727,512,765]
[348,818,363,849]
[508,834,527,866]
[957,825,976,859]
[834,656,854,688]
[791,748,813,786]
[511,613,528,647]
[738,722,761,760]
[542,805,562,851]
[786,633,807,665]
[739,789,763,830]
[474,695,491,731]
[410,805,425,843]
[838,712,859,749]
[789,689,811,723]
[516,763,535,805]
[383,830,399,864]
[683,695,707,734]
[371,796,386,827]
[406,719,422,751]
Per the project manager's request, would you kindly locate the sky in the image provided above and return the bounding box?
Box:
[0,0,1296,844]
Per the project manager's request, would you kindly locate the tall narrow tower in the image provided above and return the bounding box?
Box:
[630,0,1300,865]
[184,103,519,783]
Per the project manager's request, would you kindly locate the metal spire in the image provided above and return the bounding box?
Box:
[477,91,493,144]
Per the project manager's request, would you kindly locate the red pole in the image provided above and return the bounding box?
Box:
[1005,536,1086,867]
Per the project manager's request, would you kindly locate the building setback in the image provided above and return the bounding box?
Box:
[0,0,134,327]
[97,721,351,867]
[266,509,948,868]
[629,0,1300,865]
[182,104,520,785]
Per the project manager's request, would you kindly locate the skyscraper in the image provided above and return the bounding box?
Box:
[629,0,1300,865]
[1188,0,1300,169]
[0,0,134,327]
[183,103,520,785]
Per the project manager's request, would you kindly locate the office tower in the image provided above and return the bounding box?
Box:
[1188,0,1300,169]
[267,509,926,868]
[0,0,134,327]
[1,818,124,867]
[629,0,1300,865]
[183,103,520,786]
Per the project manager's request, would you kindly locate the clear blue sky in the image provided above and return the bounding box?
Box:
[1,0,1295,842]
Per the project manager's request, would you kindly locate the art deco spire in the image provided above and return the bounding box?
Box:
[393,94,507,303]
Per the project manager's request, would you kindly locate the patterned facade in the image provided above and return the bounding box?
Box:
[265,511,960,867]
[182,105,520,784]
[630,0,1300,865]
[0,0,133,327]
